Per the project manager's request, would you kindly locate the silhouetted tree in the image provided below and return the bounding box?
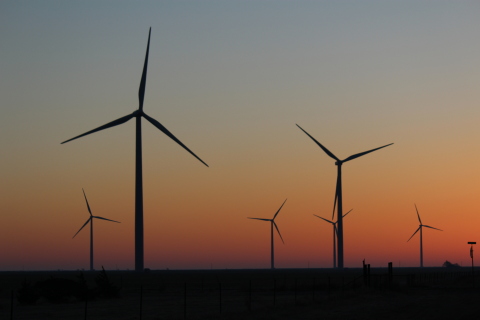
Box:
[442,260,461,268]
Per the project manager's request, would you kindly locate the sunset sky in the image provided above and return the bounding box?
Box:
[1,1,480,271]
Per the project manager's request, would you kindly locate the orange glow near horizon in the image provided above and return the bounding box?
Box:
[2,2,480,271]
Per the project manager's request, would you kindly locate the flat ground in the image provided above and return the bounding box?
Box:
[1,267,479,319]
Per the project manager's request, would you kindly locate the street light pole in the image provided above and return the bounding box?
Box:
[468,241,476,288]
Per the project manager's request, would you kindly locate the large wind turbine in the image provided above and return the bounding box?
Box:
[248,199,287,269]
[314,209,352,268]
[407,204,442,268]
[297,124,392,269]
[73,189,120,271]
[62,28,208,272]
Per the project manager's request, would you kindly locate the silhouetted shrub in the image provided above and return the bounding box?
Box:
[95,267,120,298]
[17,280,40,305]
[19,273,93,304]
[35,277,84,303]
[74,272,90,301]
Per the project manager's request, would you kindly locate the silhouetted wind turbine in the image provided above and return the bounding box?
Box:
[248,199,287,270]
[314,209,352,268]
[62,28,208,272]
[297,124,392,269]
[73,189,120,271]
[407,204,442,268]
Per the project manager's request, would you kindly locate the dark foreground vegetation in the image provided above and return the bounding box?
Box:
[1,267,479,319]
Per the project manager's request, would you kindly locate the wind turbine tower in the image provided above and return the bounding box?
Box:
[62,29,208,272]
[73,189,120,271]
[248,199,287,269]
[297,124,392,269]
[314,209,352,268]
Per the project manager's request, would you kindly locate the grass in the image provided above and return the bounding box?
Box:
[0,267,478,319]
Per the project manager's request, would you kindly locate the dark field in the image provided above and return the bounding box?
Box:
[1,267,479,319]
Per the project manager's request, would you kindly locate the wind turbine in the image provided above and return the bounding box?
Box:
[73,189,120,271]
[248,199,287,270]
[407,204,442,268]
[62,28,208,272]
[297,124,392,269]
[314,209,352,268]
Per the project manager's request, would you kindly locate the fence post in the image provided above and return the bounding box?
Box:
[388,262,393,288]
[367,264,371,287]
[312,277,315,302]
[327,276,331,297]
[274,278,277,306]
[139,285,143,320]
[248,279,252,311]
[219,282,222,314]
[363,259,367,286]
[10,290,14,320]
[184,282,187,320]
[294,278,298,305]
[84,293,88,320]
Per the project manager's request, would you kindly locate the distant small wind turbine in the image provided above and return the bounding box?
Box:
[62,28,208,272]
[314,209,353,268]
[297,124,392,269]
[407,204,442,268]
[73,189,120,271]
[248,199,287,270]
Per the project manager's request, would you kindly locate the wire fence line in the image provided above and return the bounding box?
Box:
[2,268,478,320]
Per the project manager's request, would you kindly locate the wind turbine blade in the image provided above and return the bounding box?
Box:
[342,143,393,163]
[273,198,287,220]
[407,227,421,242]
[82,189,92,216]
[296,124,339,161]
[332,174,339,219]
[423,225,443,231]
[142,112,209,167]
[342,209,353,218]
[313,214,334,225]
[273,221,285,244]
[73,218,91,239]
[414,204,422,224]
[61,113,135,144]
[93,216,121,223]
[248,217,271,222]
[138,27,151,110]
